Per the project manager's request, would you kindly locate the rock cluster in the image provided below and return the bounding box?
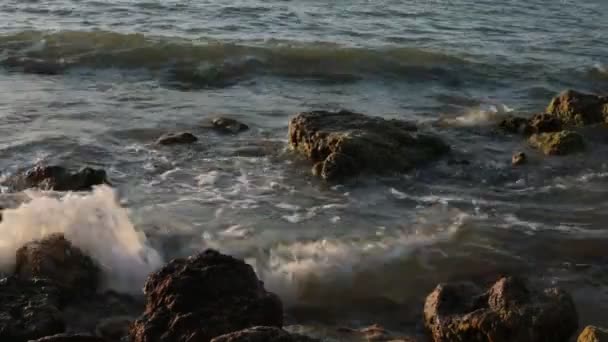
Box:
[1,165,108,192]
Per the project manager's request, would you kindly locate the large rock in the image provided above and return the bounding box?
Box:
[288,110,449,180]
[156,132,198,145]
[2,165,108,192]
[423,276,578,342]
[210,117,249,134]
[0,277,65,341]
[210,327,318,342]
[546,90,608,126]
[28,334,104,342]
[15,233,100,297]
[498,115,530,134]
[578,326,608,342]
[529,131,585,155]
[129,249,283,342]
[498,113,562,135]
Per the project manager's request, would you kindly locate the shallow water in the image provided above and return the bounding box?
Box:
[1,0,608,337]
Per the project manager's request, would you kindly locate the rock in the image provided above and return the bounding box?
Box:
[288,110,449,180]
[498,115,530,134]
[423,276,578,342]
[546,89,608,126]
[1,165,108,192]
[527,113,563,134]
[15,233,100,297]
[210,326,318,342]
[28,333,104,342]
[129,249,283,342]
[156,132,198,145]
[2,57,66,75]
[578,326,608,342]
[0,277,65,341]
[337,324,417,341]
[512,152,527,166]
[210,117,249,134]
[95,316,133,341]
[529,131,585,155]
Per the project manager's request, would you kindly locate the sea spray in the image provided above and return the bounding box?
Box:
[0,186,163,294]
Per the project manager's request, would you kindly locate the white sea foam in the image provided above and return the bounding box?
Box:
[0,186,163,294]
[441,101,514,127]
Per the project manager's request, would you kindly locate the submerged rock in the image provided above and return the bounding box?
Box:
[498,115,530,134]
[527,113,563,134]
[130,249,283,342]
[15,233,100,297]
[512,151,527,166]
[210,117,249,134]
[29,333,105,342]
[0,277,65,341]
[1,56,66,75]
[288,110,449,180]
[529,130,585,155]
[578,326,608,342]
[1,165,108,192]
[211,326,318,342]
[156,132,198,145]
[423,276,578,342]
[546,89,608,126]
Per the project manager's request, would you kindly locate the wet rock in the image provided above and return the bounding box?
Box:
[423,276,578,342]
[578,326,608,342]
[512,151,527,166]
[28,333,105,342]
[156,132,198,145]
[15,233,100,298]
[337,324,417,341]
[1,165,108,192]
[527,113,563,134]
[529,130,585,155]
[95,316,133,341]
[210,326,318,342]
[546,89,608,126]
[0,277,65,341]
[2,56,66,75]
[210,117,249,134]
[288,110,449,181]
[129,249,283,342]
[498,115,530,134]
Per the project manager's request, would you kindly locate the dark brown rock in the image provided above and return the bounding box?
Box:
[210,327,318,342]
[512,152,527,166]
[578,326,608,342]
[337,324,417,341]
[211,117,249,134]
[15,233,100,297]
[546,89,608,126]
[423,276,578,342]
[527,113,563,134]
[288,110,449,180]
[498,115,530,134]
[1,165,108,192]
[28,333,104,342]
[0,277,65,342]
[156,132,198,145]
[529,131,585,155]
[129,249,283,342]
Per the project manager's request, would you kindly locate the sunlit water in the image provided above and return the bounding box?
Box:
[1,0,608,337]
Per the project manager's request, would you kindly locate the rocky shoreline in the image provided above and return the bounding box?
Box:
[0,89,607,341]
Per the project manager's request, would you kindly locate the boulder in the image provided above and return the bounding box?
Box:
[15,233,100,297]
[0,277,65,342]
[546,90,608,126]
[512,152,527,166]
[578,326,608,342]
[28,334,104,342]
[210,327,318,342]
[129,249,283,342]
[528,131,585,155]
[498,115,530,134]
[1,165,108,192]
[288,110,449,180]
[527,113,563,134]
[423,276,578,342]
[210,117,249,134]
[156,132,198,145]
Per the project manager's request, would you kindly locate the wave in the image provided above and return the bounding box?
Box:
[0,30,479,86]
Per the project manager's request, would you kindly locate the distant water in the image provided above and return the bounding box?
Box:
[1,0,608,336]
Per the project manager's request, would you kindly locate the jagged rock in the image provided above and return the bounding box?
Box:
[15,233,100,297]
[210,117,249,134]
[529,131,585,155]
[156,132,198,145]
[512,152,527,166]
[129,249,283,342]
[210,327,318,342]
[0,277,65,341]
[1,165,108,192]
[423,276,578,342]
[546,90,608,126]
[288,110,449,180]
[498,115,530,134]
[527,113,563,134]
[578,326,608,342]
[28,333,104,342]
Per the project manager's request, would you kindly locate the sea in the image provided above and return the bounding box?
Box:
[0,0,607,339]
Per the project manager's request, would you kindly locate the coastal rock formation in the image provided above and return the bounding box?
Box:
[129,249,283,342]
[578,326,608,342]
[423,276,578,342]
[210,117,249,134]
[156,132,198,145]
[512,152,527,166]
[527,113,563,134]
[546,89,608,126]
[1,165,108,192]
[498,115,529,134]
[15,233,100,297]
[29,333,105,342]
[0,277,65,341]
[210,327,318,342]
[528,131,585,155]
[288,110,449,180]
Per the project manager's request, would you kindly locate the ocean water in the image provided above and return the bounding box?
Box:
[1,0,608,337]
